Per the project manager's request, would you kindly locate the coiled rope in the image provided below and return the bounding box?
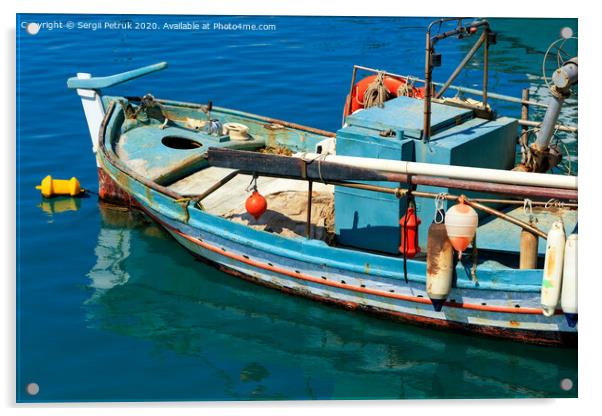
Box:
[361,71,391,109]
[397,77,416,98]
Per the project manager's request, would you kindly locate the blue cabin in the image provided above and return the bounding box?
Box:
[334,96,518,254]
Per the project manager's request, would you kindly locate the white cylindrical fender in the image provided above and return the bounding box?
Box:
[561,233,578,327]
[426,222,454,312]
[541,221,566,317]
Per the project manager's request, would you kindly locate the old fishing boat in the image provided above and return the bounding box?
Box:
[66,18,578,346]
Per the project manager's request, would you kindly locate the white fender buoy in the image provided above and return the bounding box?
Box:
[426,222,454,311]
[561,233,578,327]
[540,221,566,317]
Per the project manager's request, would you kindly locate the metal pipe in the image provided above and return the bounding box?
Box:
[435,83,546,107]
[435,31,487,99]
[192,170,240,203]
[352,65,548,108]
[519,119,577,134]
[520,89,530,146]
[209,148,577,200]
[465,199,547,239]
[533,90,567,151]
[189,167,577,208]
[482,32,489,109]
[423,18,490,142]
[249,169,577,201]
[431,97,576,134]
[383,171,577,201]
[327,180,548,239]
[533,57,578,151]
[430,18,488,46]
[345,66,358,121]
[466,197,576,208]
[423,30,433,141]
[306,180,313,239]
[295,153,578,190]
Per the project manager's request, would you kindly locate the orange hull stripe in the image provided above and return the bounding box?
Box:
[160,220,548,316]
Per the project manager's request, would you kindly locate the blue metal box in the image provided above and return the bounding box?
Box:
[346,96,474,139]
[413,116,518,247]
[334,125,414,253]
[335,96,518,253]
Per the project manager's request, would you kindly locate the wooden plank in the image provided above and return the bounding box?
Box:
[208,147,390,182]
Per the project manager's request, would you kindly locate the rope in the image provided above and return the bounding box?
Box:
[317,156,326,183]
[470,233,478,283]
[361,71,391,109]
[246,175,258,193]
[132,93,158,119]
[523,198,537,225]
[396,77,415,98]
[299,152,328,184]
[545,199,565,209]
[519,127,538,165]
[434,193,446,224]
[552,129,574,176]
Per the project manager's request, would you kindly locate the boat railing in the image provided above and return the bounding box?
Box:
[344,17,577,137]
[345,64,577,135]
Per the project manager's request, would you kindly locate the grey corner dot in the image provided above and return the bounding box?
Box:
[26,382,39,396]
[26,22,40,36]
[560,27,573,40]
[560,378,573,391]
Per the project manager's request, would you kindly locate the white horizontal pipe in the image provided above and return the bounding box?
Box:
[294,153,578,190]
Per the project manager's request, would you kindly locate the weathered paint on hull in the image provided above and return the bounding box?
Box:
[190,247,577,347]
[130,199,576,347]
[98,167,137,207]
[93,108,577,347]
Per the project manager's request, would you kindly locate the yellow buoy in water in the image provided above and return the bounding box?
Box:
[35,175,84,198]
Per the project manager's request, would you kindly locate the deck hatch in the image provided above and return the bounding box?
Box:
[161,136,203,150]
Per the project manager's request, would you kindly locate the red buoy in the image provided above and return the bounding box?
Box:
[245,191,267,220]
[399,207,421,258]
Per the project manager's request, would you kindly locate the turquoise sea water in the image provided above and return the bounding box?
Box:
[16,15,578,401]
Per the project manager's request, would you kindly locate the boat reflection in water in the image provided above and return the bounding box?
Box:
[83,203,577,400]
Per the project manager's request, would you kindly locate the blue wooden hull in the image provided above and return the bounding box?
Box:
[94,100,577,347]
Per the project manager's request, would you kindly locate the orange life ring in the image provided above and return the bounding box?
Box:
[343,75,425,117]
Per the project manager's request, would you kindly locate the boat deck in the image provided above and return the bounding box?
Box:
[167,165,577,261]
[108,102,576,260]
[115,124,264,183]
[169,167,336,242]
[162,164,555,272]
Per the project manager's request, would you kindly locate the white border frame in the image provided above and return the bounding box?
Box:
[4,1,596,415]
